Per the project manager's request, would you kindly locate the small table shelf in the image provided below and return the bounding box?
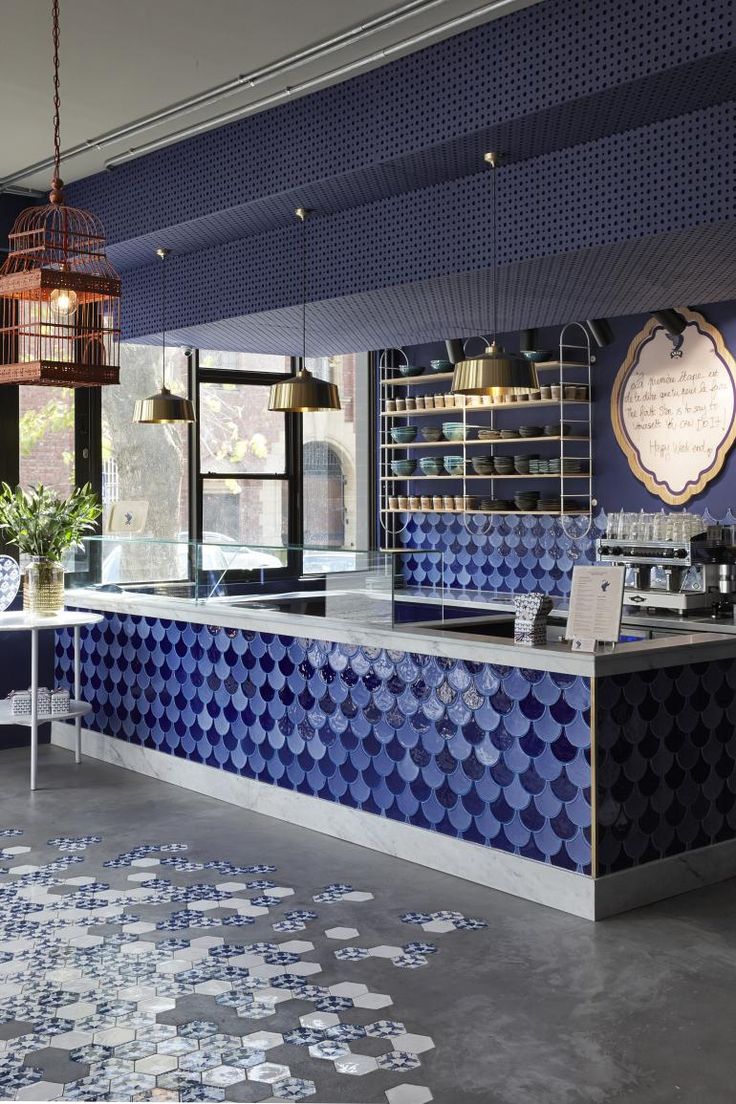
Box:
[0,610,102,791]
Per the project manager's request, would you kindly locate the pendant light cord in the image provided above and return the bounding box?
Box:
[301,212,308,365]
[487,152,497,344]
[157,247,170,389]
[50,0,64,205]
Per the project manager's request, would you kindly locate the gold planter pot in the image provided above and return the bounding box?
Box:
[24,558,65,617]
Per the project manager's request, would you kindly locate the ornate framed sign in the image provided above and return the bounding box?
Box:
[611,308,736,505]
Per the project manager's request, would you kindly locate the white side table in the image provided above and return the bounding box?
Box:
[0,610,103,790]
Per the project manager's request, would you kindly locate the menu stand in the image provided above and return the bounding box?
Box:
[0,610,103,790]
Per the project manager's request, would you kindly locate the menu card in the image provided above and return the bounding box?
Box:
[565,565,625,651]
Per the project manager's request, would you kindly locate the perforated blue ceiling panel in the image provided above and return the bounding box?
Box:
[59,0,736,350]
[67,0,736,249]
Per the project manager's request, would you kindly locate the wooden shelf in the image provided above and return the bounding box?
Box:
[380,372,454,387]
[382,399,590,417]
[382,473,588,481]
[381,508,588,516]
[381,435,589,449]
[380,362,593,386]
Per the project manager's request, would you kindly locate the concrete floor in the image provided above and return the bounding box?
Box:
[2,744,736,1103]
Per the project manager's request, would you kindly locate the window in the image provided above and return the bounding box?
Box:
[100,343,190,582]
[198,352,294,558]
[18,387,75,497]
[303,354,370,549]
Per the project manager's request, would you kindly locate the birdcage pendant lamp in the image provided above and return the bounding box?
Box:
[0,0,121,387]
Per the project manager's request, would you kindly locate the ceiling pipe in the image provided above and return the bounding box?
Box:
[103,0,527,170]
[0,0,533,192]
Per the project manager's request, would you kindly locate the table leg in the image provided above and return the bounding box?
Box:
[74,625,82,764]
[30,628,38,792]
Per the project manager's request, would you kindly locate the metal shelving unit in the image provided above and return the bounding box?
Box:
[378,335,594,551]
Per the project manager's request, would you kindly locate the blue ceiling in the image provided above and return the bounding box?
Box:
[61,0,736,351]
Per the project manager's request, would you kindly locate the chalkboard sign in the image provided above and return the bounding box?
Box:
[611,309,736,505]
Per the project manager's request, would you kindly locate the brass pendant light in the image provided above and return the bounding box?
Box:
[452,153,538,397]
[268,208,341,413]
[0,0,121,387]
[133,249,195,424]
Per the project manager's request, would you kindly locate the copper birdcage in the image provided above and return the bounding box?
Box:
[0,0,121,387]
[0,204,121,386]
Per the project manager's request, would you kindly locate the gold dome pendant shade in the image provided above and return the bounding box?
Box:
[451,340,538,397]
[133,385,195,424]
[451,152,538,398]
[269,208,341,413]
[269,365,340,413]
[133,248,195,425]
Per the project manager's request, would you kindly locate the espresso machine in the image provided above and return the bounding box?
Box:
[596,514,736,617]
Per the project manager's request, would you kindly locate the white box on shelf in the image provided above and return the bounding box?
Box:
[50,688,71,715]
[36,687,51,714]
[10,690,31,717]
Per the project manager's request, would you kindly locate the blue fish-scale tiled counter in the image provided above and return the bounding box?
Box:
[56,615,593,874]
[54,608,736,915]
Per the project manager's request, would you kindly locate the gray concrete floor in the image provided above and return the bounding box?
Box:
[3,744,736,1103]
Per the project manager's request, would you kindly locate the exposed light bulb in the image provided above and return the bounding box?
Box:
[49,287,78,317]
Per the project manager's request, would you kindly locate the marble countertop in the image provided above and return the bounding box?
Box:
[64,587,736,677]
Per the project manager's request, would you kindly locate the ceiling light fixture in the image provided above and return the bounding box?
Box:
[586,318,614,347]
[133,249,195,424]
[651,309,687,337]
[0,0,121,387]
[269,208,340,413]
[451,153,538,397]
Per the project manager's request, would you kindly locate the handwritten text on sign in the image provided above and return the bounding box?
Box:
[611,310,736,505]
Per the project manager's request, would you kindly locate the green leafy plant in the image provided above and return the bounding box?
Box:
[0,483,101,561]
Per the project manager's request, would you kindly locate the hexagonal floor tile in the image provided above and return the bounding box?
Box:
[240,1032,283,1051]
[324,927,360,941]
[135,1053,178,1075]
[247,1062,291,1084]
[390,1033,435,1055]
[202,1064,246,1087]
[299,1012,339,1030]
[352,993,393,1010]
[333,1054,379,1076]
[271,1077,316,1100]
[368,945,404,959]
[377,1051,421,1072]
[384,1085,434,1104]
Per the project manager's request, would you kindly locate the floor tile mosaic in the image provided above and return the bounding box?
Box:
[0,820,484,1101]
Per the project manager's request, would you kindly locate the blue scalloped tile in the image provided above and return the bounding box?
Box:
[57,614,592,874]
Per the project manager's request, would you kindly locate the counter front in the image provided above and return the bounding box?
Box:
[51,581,736,922]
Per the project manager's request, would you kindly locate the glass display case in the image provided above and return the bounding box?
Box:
[66,536,395,626]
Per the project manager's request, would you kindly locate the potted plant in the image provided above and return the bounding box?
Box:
[0,483,101,616]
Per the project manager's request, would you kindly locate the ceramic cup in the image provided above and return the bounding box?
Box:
[409,496,420,510]
[388,496,399,510]
[386,398,396,411]
[540,385,551,400]
[396,397,406,411]
[433,495,443,509]
[405,396,416,410]
[398,495,409,509]
[415,395,425,409]
[420,496,432,510]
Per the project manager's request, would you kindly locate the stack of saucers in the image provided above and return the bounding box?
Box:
[500,428,520,439]
[514,454,536,474]
[530,458,549,474]
[514,491,540,511]
[544,423,570,437]
[561,458,585,473]
[538,493,561,512]
[518,425,543,438]
[482,498,512,512]
[478,428,500,441]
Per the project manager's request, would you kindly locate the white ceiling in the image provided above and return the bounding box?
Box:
[0,0,538,193]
